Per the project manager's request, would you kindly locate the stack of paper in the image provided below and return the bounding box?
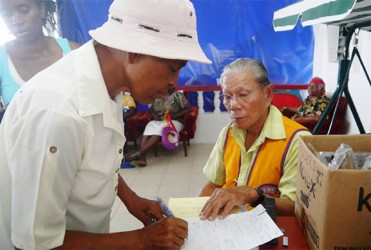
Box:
[168,197,283,250]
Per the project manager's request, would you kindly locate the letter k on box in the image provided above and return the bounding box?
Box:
[295,134,371,250]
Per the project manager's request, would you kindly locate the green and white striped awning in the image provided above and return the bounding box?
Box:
[273,0,371,32]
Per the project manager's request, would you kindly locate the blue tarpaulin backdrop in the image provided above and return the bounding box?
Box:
[57,0,314,110]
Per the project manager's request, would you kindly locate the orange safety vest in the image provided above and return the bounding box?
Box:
[223,116,308,198]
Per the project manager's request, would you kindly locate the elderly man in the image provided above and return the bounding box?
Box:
[198,58,311,220]
[0,0,210,249]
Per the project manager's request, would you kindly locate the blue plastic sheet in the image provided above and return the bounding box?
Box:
[58,0,314,111]
[57,0,112,43]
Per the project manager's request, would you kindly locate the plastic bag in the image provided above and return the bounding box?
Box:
[161,112,179,151]
[327,143,371,170]
[328,143,354,169]
[361,154,371,170]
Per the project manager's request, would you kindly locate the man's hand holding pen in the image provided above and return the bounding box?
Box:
[118,178,187,249]
[142,216,188,249]
[138,198,188,249]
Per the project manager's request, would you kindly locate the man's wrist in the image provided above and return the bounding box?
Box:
[250,188,265,207]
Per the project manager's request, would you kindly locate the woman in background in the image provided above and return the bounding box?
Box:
[281,77,330,124]
[126,86,192,167]
[0,0,79,108]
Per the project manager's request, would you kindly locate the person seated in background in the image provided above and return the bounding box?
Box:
[197,58,312,220]
[125,85,192,167]
[0,0,79,110]
[122,92,137,121]
[281,77,330,124]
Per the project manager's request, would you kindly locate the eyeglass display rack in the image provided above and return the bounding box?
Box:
[314,21,371,135]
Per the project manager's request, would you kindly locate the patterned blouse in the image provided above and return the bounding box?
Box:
[150,91,189,123]
[292,95,330,119]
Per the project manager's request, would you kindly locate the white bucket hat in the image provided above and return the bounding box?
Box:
[89,0,211,64]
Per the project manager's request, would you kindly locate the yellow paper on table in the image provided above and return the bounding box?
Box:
[168,197,241,219]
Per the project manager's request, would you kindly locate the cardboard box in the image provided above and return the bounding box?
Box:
[295,134,371,250]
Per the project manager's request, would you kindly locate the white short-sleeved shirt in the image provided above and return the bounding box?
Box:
[0,41,126,250]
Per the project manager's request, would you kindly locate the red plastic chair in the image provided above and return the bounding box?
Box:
[124,109,152,153]
[178,106,199,156]
[272,92,303,109]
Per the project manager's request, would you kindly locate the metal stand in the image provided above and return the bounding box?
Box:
[314,24,371,134]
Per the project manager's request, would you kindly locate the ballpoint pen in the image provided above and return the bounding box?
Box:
[157,197,174,217]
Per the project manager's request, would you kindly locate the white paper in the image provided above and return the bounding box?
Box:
[182,205,283,250]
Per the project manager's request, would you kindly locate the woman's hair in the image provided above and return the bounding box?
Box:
[35,0,58,33]
[219,58,270,88]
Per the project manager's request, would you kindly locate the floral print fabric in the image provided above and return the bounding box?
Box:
[292,95,330,119]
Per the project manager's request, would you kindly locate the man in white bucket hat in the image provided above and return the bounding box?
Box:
[0,0,211,249]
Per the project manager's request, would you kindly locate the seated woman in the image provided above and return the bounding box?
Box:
[125,86,192,167]
[281,77,330,123]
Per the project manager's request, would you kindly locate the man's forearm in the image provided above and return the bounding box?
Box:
[275,198,295,216]
[117,174,138,206]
